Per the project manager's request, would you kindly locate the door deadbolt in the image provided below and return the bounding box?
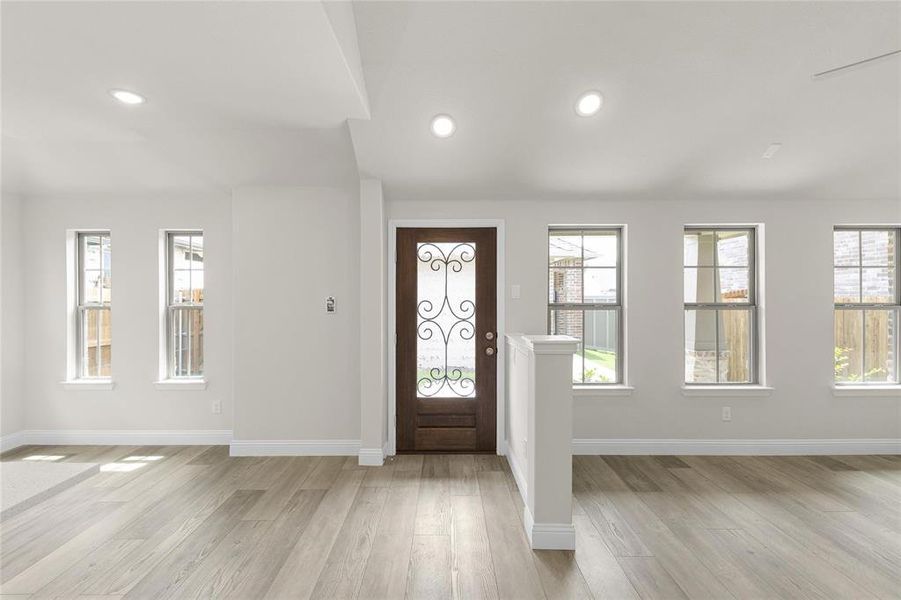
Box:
[485,331,495,341]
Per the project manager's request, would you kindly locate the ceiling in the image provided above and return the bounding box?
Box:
[1,0,368,194]
[2,1,899,202]
[349,1,900,202]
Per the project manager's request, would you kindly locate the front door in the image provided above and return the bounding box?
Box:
[396,228,497,453]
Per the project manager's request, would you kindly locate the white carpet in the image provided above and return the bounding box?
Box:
[1,461,99,519]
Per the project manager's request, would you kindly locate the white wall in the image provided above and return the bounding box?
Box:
[1,194,26,439]
[21,194,233,433]
[388,195,901,442]
[359,180,387,457]
[232,186,361,443]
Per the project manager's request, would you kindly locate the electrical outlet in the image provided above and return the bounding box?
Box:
[722,406,732,422]
[212,400,222,414]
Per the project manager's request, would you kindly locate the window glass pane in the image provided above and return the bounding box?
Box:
[190,235,204,302]
[82,235,102,270]
[683,232,698,266]
[685,231,715,266]
[833,230,860,266]
[171,307,203,377]
[98,309,111,377]
[684,267,715,303]
[83,270,103,303]
[862,267,895,304]
[584,268,617,303]
[172,270,192,303]
[171,235,192,269]
[101,235,112,303]
[685,309,717,383]
[102,270,112,304]
[189,271,204,303]
[550,309,583,383]
[717,267,749,303]
[834,268,860,303]
[861,230,895,266]
[719,309,751,383]
[584,309,618,383]
[549,233,582,267]
[863,309,897,383]
[82,308,111,378]
[834,310,863,382]
[416,242,476,398]
[549,268,581,303]
[716,230,749,266]
[584,232,617,267]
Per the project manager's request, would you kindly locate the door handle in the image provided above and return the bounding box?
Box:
[485,347,495,356]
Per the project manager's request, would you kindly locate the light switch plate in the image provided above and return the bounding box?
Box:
[511,284,521,299]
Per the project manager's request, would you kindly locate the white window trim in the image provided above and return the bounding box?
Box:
[158,229,205,385]
[573,385,635,398]
[831,384,901,397]
[681,385,774,397]
[683,223,767,387]
[64,230,113,384]
[548,225,629,388]
[832,225,901,387]
[154,379,207,391]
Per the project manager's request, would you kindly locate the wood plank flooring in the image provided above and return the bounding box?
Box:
[1,446,899,599]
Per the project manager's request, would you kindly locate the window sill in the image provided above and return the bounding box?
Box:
[832,385,901,398]
[573,385,634,398]
[681,385,773,397]
[60,380,115,391]
[154,379,207,391]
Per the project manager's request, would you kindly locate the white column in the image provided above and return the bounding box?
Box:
[359,179,387,465]
[506,333,578,550]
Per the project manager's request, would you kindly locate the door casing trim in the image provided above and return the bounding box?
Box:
[387,219,506,456]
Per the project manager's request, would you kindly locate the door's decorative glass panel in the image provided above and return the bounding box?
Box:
[417,242,476,397]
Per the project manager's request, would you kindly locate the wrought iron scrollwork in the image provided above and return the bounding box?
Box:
[416,242,476,397]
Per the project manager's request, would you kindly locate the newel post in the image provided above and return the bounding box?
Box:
[507,334,578,550]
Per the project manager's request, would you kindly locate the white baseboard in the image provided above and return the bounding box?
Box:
[523,505,576,550]
[573,438,901,455]
[0,431,25,453]
[358,443,387,466]
[230,439,361,456]
[4,429,232,447]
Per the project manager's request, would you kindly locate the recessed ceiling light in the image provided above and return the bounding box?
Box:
[109,89,146,105]
[762,143,782,159]
[430,114,456,138]
[575,91,603,117]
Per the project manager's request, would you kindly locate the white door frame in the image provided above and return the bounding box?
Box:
[387,219,506,456]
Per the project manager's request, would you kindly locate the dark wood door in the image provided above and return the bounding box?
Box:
[396,228,497,453]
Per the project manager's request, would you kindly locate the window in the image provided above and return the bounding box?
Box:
[166,232,204,378]
[76,232,112,378]
[834,227,899,384]
[683,227,757,384]
[548,228,623,384]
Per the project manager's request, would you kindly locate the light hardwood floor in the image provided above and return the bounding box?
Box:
[1,446,899,599]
